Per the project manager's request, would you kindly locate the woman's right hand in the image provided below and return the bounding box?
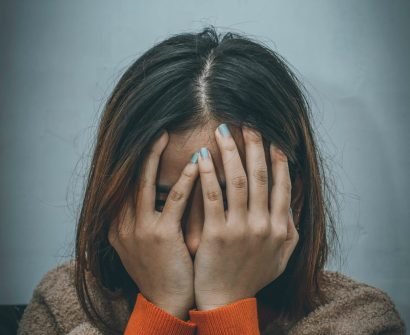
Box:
[108,130,199,321]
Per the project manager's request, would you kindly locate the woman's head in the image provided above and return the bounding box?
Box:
[74,26,339,334]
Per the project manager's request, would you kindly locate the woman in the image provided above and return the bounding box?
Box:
[17,26,405,335]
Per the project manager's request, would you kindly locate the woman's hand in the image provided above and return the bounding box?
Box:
[193,124,299,311]
[108,131,199,320]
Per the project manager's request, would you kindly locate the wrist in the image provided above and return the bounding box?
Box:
[196,303,226,311]
[195,296,232,311]
[195,294,255,311]
[150,294,194,321]
[156,303,190,321]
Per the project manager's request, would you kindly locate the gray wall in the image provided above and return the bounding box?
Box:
[1,0,409,325]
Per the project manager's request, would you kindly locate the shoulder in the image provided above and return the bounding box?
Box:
[34,259,76,295]
[20,259,129,334]
[20,260,86,334]
[319,270,396,302]
[289,270,407,335]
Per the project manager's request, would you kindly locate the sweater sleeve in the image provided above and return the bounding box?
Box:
[188,297,260,335]
[124,293,197,335]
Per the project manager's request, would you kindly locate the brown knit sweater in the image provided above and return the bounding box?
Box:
[17,259,406,334]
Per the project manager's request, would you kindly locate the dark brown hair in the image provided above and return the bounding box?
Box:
[73,26,341,334]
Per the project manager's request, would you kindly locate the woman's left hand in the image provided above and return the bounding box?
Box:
[193,124,299,311]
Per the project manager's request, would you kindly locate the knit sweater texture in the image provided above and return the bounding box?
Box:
[17,259,406,335]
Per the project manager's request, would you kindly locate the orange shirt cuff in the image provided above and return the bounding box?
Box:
[124,293,196,335]
[189,297,260,335]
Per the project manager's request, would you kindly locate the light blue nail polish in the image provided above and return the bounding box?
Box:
[200,147,209,159]
[218,123,230,137]
[190,152,199,164]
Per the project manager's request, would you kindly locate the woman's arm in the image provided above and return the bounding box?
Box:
[125,293,261,335]
[124,293,196,335]
[17,290,261,335]
[189,297,260,335]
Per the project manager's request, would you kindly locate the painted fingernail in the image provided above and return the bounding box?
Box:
[190,151,199,164]
[200,147,209,159]
[218,123,230,137]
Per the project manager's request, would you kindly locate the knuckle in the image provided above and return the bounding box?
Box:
[273,226,287,241]
[139,176,154,190]
[147,226,167,243]
[153,231,167,243]
[199,166,214,175]
[206,190,221,202]
[275,149,288,163]
[214,235,226,247]
[133,225,148,242]
[181,167,196,180]
[223,141,237,153]
[230,226,247,241]
[206,228,226,245]
[212,227,246,245]
[169,188,184,202]
[231,174,247,190]
[252,220,271,239]
[277,178,292,192]
[253,166,268,186]
[245,128,262,143]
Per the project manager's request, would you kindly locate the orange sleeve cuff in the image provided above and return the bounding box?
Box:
[189,297,260,335]
[124,293,196,335]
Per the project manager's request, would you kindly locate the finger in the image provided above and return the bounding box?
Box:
[197,147,225,227]
[242,126,269,214]
[161,152,200,225]
[214,124,248,218]
[270,144,292,234]
[135,131,169,216]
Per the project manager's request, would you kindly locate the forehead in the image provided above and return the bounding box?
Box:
[156,122,246,188]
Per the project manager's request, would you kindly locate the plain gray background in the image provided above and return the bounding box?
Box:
[1,0,409,326]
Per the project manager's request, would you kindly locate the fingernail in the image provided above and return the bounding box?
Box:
[190,151,199,164]
[217,123,230,137]
[200,147,209,159]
